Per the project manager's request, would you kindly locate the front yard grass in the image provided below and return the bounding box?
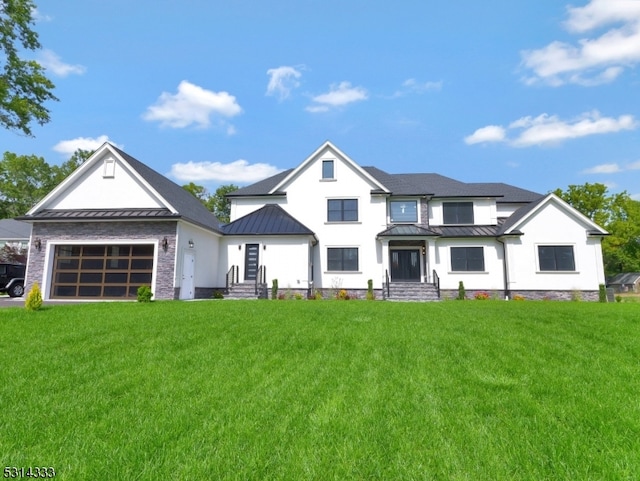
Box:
[1,300,639,480]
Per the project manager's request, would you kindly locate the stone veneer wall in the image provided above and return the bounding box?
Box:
[420,198,429,228]
[26,221,177,300]
[440,289,599,301]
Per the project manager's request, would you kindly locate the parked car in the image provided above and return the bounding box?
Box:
[0,263,26,297]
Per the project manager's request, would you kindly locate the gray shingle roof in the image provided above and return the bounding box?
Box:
[607,272,640,285]
[110,146,222,232]
[230,164,541,202]
[226,169,292,197]
[0,219,31,239]
[223,204,315,236]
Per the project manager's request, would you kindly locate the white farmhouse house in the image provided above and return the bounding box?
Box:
[20,141,608,301]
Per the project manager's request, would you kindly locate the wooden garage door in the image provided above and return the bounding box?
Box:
[51,244,154,298]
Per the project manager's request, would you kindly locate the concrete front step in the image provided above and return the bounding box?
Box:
[386,282,440,301]
[226,283,267,299]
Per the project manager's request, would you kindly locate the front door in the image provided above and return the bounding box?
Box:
[390,250,421,281]
[244,244,259,281]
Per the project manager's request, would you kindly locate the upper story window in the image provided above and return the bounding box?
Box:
[538,246,575,271]
[443,202,474,224]
[328,199,358,222]
[322,160,334,179]
[390,200,418,223]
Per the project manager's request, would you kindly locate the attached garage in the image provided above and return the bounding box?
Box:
[51,244,155,299]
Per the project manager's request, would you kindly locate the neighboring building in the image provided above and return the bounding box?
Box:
[20,141,608,301]
[0,218,31,250]
[607,273,640,293]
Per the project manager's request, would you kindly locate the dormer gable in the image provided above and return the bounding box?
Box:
[269,141,389,194]
[499,193,608,237]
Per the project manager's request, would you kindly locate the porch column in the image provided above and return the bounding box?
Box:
[427,238,437,284]
[380,239,390,286]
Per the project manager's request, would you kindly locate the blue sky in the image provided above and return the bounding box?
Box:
[2,0,640,198]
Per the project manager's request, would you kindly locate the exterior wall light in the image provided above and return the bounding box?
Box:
[34,238,42,251]
[188,239,194,248]
[161,237,169,252]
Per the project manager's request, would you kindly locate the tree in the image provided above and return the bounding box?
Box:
[52,148,92,184]
[0,148,90,218]
[1,0,57,136]
[554,183,640,275]
[0,151,53,217]
[208,184,238,224]
[182,182,238,224]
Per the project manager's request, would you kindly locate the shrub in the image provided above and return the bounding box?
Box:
[571,290,582,302]
[213,290,224,299]
[271,279,278,300]
[474,291,490,300]
[336,289,350,300]
[294,293,303,300]
[598,284,607,303]
[25,282,43,311]
[314,290,323,300]
[137,285,153,302]
[457,281,466,300]
[513,295,526,301]
[616,295,622,303]
[366,279,375,300]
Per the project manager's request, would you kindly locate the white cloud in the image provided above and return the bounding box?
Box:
[53,135,120,156]
[583,159,640,174]
[464,125,507,145]
[266,66,303,100]
[31,8,52,22]
[389,78,442,98]
[582,163,622,174]
[169,159,283,184]
[306,81,368,112]
[521,0,640,86]
[466,111,637,147]
[37,49,86,77]
[143,80,242,130]
[402,78,443,93]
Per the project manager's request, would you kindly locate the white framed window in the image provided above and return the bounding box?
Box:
[322,160,334,179]
[389,200,418,223]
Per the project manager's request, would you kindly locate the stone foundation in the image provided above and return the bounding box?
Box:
[440,289,599,301]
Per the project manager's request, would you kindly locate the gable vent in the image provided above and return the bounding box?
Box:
[103,157,116,178]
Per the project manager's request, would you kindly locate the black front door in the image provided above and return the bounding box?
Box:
[390,250,421,281]
[244,244,259,281]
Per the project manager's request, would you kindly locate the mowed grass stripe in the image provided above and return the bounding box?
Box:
[1,301,639,480]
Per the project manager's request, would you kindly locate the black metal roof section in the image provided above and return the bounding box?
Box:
[223,204,315,236]
[377,225,441,237]
[431,224,502,237]
[226,169,292,197]
[110,146,222,233]
[22,208,179,220]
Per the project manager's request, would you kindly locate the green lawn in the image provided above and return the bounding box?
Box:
[1,300,639,480]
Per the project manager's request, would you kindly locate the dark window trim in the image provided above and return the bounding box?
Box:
[327,199,358,222]
[322,160,334,179]
[537,245,576,271]
[450,246,485,272]
[443,201,474,225]
[327,247,359,272]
